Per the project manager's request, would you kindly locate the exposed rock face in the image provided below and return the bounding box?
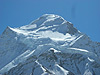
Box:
[0,14,100,75]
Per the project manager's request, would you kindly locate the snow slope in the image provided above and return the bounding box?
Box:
[0,14,100,75]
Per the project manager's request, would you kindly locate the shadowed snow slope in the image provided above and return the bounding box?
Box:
[0,14,100,75]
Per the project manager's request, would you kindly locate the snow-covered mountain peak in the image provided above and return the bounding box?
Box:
[0,14,100,75]
[9,14,79,36]
[30,14,65,25]
[38,14,62,20]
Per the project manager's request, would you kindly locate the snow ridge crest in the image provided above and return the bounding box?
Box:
[6,14,78,35]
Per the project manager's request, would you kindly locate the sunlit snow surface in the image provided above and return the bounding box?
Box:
[0,14,100,75]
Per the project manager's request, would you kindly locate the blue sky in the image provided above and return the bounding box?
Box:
[0,0,100,42]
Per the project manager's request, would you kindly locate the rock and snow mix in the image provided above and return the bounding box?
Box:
[0,14,100,75]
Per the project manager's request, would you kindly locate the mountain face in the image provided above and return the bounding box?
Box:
[0,14,100,75]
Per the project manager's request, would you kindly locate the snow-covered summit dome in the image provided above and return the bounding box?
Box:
[18,14,78,35]
[30,14,65,25]
[30,14,69,27]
